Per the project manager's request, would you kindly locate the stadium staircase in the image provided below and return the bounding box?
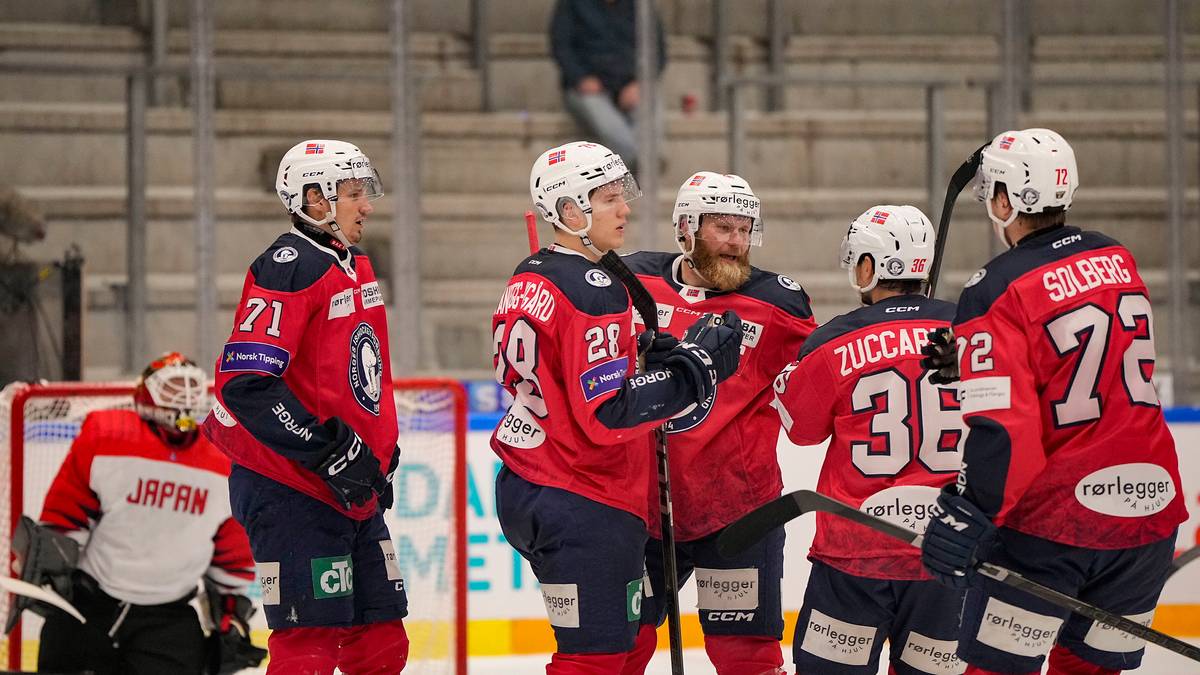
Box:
[1,0,1197,377]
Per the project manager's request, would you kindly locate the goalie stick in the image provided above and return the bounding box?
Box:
[1,576,86,628]
[717,490,1200,663]
[598,250,686,675]
[927,142,989,298]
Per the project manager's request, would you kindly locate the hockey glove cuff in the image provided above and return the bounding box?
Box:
[637,330,680,371]
[921,327,960,385]
[377,445,402,511]
[679,311,743,381]
[312,418,387,510]
[921,483,997,589]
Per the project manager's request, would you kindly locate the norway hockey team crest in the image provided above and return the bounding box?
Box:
[349,323,383,415]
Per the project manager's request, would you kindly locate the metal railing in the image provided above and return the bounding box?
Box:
[0,11,424,377]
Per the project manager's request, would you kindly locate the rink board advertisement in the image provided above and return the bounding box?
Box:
[6,392,1199,662]
[458,415,1200,655]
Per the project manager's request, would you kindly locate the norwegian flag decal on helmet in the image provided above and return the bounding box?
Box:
[688,174,705,186]
[548,149,567,165]
[305,143,325,154]
[998,136,1015,150]
[870,210,890,225]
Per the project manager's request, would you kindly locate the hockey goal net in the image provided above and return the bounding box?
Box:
[1,379,468,673]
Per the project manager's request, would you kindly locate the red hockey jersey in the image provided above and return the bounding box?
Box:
[491,246,711,526]
[953,226,1186,548]
[203,227,399,520]
[775,295,960,580]
[41,410,254,604]
[623,251,817,540]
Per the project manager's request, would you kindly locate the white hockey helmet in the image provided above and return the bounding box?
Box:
[529,141,641,254]
[275,139,384,246]
[976,128,1079,245]
[672,171,762,257]
[840,205,936,294]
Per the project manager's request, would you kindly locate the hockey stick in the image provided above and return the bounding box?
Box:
[1169,545,1200,579]
[525,210,539,254]
[927,142,989,298]
[717,490,1200,663]
[1,576,86,627]
[598,250,685,675]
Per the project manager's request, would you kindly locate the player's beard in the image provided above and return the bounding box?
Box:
[692,243,751,291]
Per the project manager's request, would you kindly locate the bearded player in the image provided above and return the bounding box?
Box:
[620,172,817,675]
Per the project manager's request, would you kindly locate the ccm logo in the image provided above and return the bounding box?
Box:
[706,611,755,622]
[884,306,920,313]
[1052,234,1083,249]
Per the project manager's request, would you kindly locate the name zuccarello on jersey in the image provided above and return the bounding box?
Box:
[834,326,932,377]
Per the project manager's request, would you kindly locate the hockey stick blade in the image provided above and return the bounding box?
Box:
[719,490,1200,663]
[927,142,988,298]
[1168,545,1200,579]
[0,575,86,627]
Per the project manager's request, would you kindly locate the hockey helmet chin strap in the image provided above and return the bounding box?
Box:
[985,197,1021,249]
[553,204,606,259]
[294,199,353,249]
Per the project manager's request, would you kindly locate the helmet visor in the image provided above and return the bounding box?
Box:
[588,174,642,217]
[335,166,385,205]
[695,213,762,248]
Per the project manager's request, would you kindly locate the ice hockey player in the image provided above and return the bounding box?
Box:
[493,141,745,674]
[31,352,258,675]
[921,128,1188,675]
[203,139,409,673]
[771,205,965,675]
[619,172,817,675]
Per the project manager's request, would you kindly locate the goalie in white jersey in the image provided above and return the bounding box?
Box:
[27,353,260,675]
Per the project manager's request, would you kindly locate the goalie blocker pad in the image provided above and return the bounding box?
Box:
[5,515,80,634]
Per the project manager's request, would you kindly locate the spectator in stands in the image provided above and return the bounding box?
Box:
[550,0,666,175]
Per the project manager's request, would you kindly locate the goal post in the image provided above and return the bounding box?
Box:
[1,378,468,673]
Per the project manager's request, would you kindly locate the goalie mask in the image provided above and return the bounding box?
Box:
[276,139,384,247]
[840,205,936,295]
[134,352,207,444]
[975,128,1078,246]
[529,141,642,256]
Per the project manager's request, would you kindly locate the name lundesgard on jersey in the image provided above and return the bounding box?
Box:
[774,294,960,580]
[952,225,1186,548]
[203,228,398,521]
[621,251,817,541]
[490,248,721,527]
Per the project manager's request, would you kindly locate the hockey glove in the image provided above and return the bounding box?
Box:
[312,418,388,510]
[377,445,402,511]
[205,593,267,674]
[921,483,997,589]
[665,311,744,402]
[637,330,680,371]
[921,327,960,385]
